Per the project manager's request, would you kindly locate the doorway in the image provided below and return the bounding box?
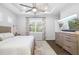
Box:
[26,17,46,40]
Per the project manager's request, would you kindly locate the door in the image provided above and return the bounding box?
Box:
[28,17,45,40]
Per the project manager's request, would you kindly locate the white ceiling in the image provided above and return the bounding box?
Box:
[0,3,72,16]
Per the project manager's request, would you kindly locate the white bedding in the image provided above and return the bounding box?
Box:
[0,36,34,55]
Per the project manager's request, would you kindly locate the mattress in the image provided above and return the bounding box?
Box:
[0,36,34,55]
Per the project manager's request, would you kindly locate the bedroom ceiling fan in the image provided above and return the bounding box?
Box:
[19,3,47,15]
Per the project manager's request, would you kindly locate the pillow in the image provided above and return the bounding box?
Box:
[3,33,14,38]
[0,33,5,41]
[0,33,14,41]
[0,37,3,41]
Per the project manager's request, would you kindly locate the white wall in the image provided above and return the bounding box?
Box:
[0,5,16,33]
[55,19,61,32]
[45,15,55,40]
[15,16,27,35]
[61,4,79,19]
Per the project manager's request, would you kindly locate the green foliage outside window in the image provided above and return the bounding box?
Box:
[29,22,43,32]
[68,19,79,30]
[36,23,42,32]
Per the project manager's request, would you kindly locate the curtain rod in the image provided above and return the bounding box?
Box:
[25,17,45,18]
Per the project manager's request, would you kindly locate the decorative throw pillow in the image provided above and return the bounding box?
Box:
[3,33,14,39]
[0,37,3,41]
[0,33,14,41]
[0,33,5,41]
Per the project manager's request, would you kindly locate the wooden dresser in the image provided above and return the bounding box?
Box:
[55,31,79,55]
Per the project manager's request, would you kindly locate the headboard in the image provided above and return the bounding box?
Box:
[0,26,11,33]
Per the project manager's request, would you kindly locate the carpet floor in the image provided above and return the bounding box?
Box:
[34,40,57,55]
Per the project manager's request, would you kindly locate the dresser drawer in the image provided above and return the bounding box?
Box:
[64,33,76,37]
[63,40,77,54]
[55,32,78,54]
[63,45,73,54]
[63,39,77,47]
[64,35,76,43]
[63,44,77,54]
[56,40,64,47]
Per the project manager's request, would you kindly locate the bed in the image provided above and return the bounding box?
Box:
[0,26,35,55]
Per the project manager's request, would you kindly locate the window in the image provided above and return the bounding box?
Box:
[8,16,13,24]
[29,18,43,32]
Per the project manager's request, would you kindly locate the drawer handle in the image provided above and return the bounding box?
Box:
[65,36,70,39]
[66,40,72,42]
[65,45,71,48]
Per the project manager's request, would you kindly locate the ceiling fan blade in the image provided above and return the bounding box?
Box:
[37,8,45,12]
[25,9,32,12]
[20,4,33,8]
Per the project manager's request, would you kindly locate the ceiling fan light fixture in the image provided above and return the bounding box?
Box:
[32,8,37,12]
[44,11,48,13]
[23,7,26,9]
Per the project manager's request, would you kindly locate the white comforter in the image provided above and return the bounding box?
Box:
[0,36,34,55]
